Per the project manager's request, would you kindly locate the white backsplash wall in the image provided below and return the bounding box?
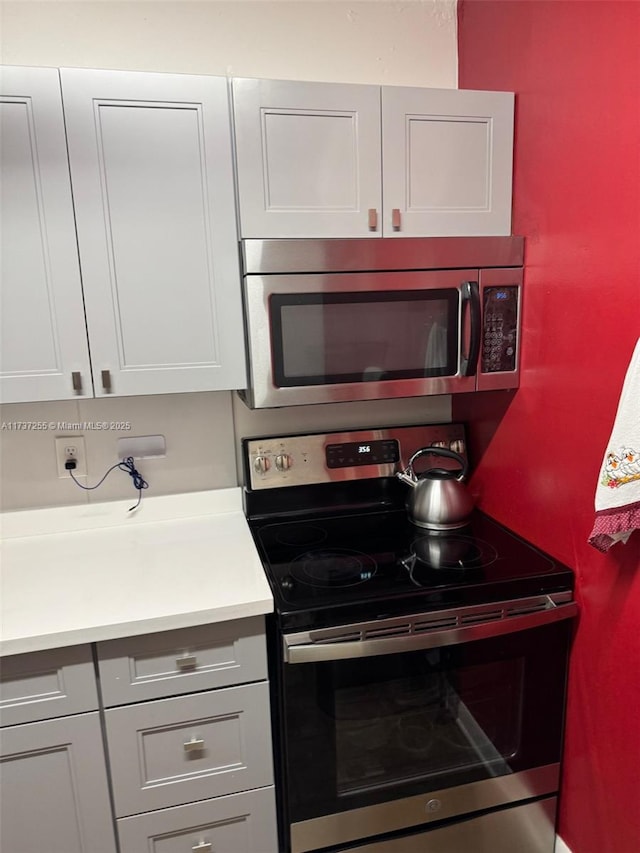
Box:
[0,393,238,511]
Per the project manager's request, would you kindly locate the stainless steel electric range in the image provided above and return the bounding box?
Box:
[242,424,576,853]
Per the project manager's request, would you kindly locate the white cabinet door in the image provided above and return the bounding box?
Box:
[0,712,117,853]
[233,78,382,238]
[382,86,514,237]
[60,68,246,397]
[0,66,92,403]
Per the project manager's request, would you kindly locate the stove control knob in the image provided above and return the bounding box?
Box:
[253,455,271,474]
[432,440,448,448]
[275,453,292,472]
[450,439,466,454]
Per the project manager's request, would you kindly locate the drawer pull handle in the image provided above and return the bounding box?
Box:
[176,655,197,670]
[184,736,205,753]
[71,371,83,393]
[192,843,212,852]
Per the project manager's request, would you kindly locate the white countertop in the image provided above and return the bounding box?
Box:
[0,489,273,657]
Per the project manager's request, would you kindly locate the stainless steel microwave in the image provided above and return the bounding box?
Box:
[238,237,524,409]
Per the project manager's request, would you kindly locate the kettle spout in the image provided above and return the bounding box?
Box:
[396,470,417,488]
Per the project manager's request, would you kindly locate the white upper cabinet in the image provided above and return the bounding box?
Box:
[232,79,514,239]
[232,78,382,238]
[61,68,246,397]
[0,66,93,403]
[1,66,245,404]
[381,86,514,237]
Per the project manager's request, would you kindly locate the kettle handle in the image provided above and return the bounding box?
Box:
[407,446,468,482]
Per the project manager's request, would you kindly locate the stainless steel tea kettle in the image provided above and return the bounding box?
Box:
[396,446,474,530]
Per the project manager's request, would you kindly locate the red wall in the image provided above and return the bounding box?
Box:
[455,2,640,851]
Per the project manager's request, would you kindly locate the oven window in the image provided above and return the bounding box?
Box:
[270,290,459,387]
[281,620,570,824]
[334,658,523,797]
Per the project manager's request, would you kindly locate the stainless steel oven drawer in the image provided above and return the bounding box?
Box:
[290,766,559,853]
[332,796,557,853]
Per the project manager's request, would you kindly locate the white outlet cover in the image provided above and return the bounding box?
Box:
[117,434,166,459]
[55,436,87,478]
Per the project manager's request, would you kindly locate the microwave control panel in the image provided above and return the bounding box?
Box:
[482,285,519,373]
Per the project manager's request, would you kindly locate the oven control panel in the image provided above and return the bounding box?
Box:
[326,439,399,469]
[244,423,467,490]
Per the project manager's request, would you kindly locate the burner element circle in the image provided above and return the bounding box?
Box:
[292,548,377,587]
[273,524,328,548]
[410,534,498,570]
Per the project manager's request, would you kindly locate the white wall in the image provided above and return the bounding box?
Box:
[0,1,458,511]
[1,0,458,87]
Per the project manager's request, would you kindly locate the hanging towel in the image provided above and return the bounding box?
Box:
[589,337,640,553]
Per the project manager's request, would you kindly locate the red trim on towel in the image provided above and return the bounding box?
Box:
[589,504,640,552]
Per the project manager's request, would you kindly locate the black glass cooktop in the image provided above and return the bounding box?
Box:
[248,509,574,631]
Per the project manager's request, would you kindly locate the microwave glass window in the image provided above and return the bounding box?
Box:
[271,291,459,387]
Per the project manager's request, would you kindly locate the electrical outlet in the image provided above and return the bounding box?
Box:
[55,436,87,479]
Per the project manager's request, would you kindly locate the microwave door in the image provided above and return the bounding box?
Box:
[242,271,479,408]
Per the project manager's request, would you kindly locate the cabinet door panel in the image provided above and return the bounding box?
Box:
[233,78,381,238]
[0,712,117,853]
[382,87,514,237]
[0,66,92,403]
[60,68,246,396]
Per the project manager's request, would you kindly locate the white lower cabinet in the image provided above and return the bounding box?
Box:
[98,618,278,852]
[0,644,117,853]
[117,787,278,853]
[0,618,278,853]
[0,713,117,853]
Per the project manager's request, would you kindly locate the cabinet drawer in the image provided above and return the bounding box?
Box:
[117,785,278,853]
[97,617,267,706]
[0,644,98,727]
[105,682,274,816]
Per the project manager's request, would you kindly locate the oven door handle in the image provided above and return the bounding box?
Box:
[283,598,577,664]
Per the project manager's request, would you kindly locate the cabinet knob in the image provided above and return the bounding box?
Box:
[191,843,212,852]
[368,208,378,231]
[392,208,402,231]
[101,369,112,393]
[176,654,197,670]
[183,736,205,753]
[71,371,83,393]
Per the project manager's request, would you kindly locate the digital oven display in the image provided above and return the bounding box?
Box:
[326,439,399,469]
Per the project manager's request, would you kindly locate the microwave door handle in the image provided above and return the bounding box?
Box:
[460,280,481,377]
[283,599,577,664]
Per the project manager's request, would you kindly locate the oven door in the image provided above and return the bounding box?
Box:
[242,269,480,408]
[278,596,576,853]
